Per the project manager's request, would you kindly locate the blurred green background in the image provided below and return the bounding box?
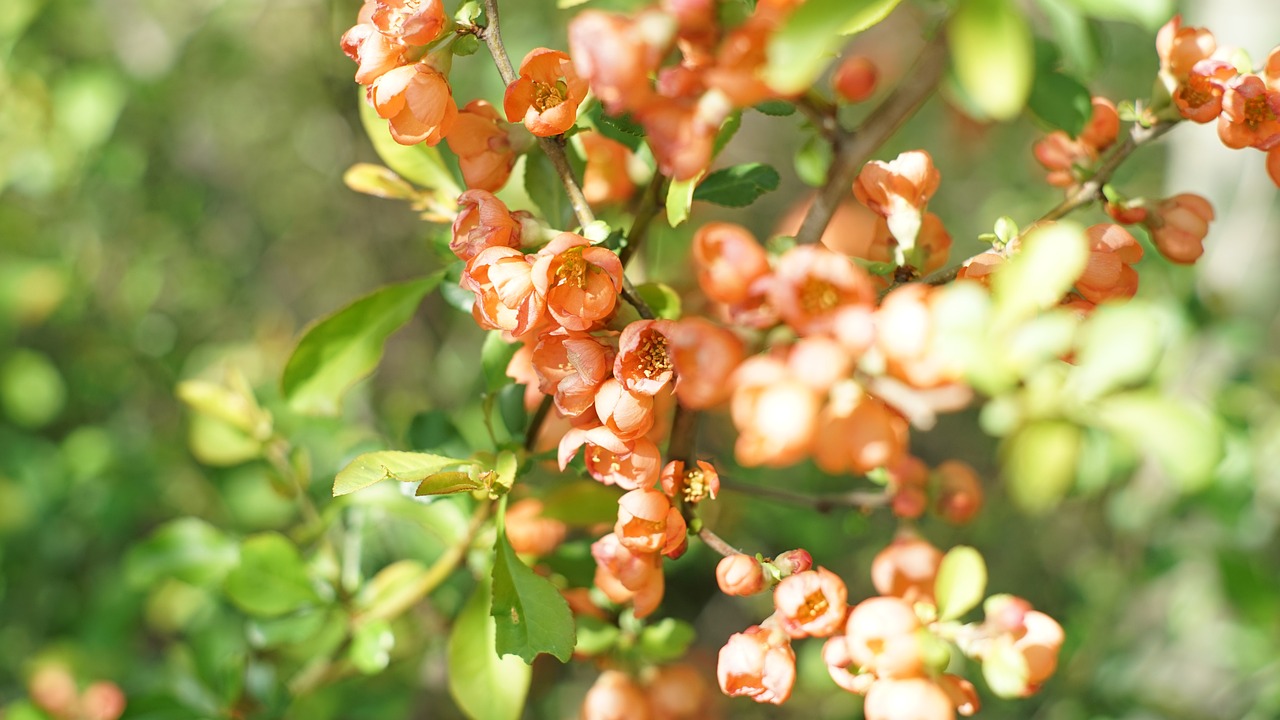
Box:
[3,0,1280,718]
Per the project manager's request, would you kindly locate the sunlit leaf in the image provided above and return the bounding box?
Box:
[635,282,682,320]
[1069,302,1164,400]
[349,619,395,674]
[950,0,1035,120]
[764,0,903,94]
[491,507,575,663]
[334,450,473,497]
[934,546,987,621]
[666,172,699,227]
[991,222,1087,326]
[282,274,443,415]
[1092,392,1221,493]
[358,91,461,195]
[982,634,1030,698]
[1002,420,1082,514]
[693,163,780,207]
[449,582,531,720]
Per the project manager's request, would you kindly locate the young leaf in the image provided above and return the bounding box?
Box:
[1027,68,1093,136]
[1068,303,1164,400]
[666,172,700,227]
[712,111,743,157]
[637,618,696,663]
[125,517,240,588]
[1092,392,1221,493]
[525,150,571,228]
[358,91,461,196]
[449,582,532,720]
[491,507,576,663]
[950,0,1035,120]
[982,634,1031,698]
[764,0,903,95]
[282,274,443,415]
[934,546,988,621]
[334,450,473,497]
[1002,420,1082,514]
[991,222,1087,327]
[349,619,395,674]
[693,163,780,207]
[223,533,320,617]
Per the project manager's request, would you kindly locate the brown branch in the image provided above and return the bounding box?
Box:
[719,478,889,514]
[618,174,667,267]
[795,91,841,143]
[523,395,553,452]
[795,31,950,246]
[697,527,742,558]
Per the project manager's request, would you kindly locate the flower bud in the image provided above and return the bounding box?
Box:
[647,664,715,720]
[1146,192,1213,264]
[864,677,955,720]
[984,594,1033,635]
[582,670,653,720]
[774,567,849,638]
[80,682,127,720]
[717,554,768,596]
[773,548,813,576]
[845,597,925,679]
[833,56,877,103]
[717,626,796,705]
[871,536,943,604]
[504,498,568,557]
[933,460,983,525]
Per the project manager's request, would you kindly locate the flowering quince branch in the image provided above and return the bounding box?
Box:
[697,527,743,558]
[1040,120,1178,223]
[795,31,950,247]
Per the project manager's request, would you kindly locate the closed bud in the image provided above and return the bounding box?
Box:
[933,460,983,525]
[582,670,653,720]
[80,682,127,720]
[774,548,813,576]
[717,554,768,596]
[833,56,877,103]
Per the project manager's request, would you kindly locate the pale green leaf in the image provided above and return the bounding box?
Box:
[950,0,1035,120]
[1069,302,1164,400]
[666,172,699,227]
[449,582,531,720]
[764,0,903,94]
[349,619,395,674]
[1002,420,1082,514]
[991,222,1087,326]
[223,533,321,617]
[982,634,1031,698]
[934,546,987,621]
[125,517,240,588]
[358,91,461,195]
[1092,392,1221,492]
[334,450,472,497]
[282,275,442,415]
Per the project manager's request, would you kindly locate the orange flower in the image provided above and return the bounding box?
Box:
[844,597,926,680]
[1217,74,1280,150]
[568,10,673,115]
[1266,46,1280,91]
[933,460,984,525]
[1012,611,1065,694]
[812,387,909,476]
[580,131,637,205]
[1145,192,1214,264]
[660,459,720,504]
[703,0,801,107]
[692,222,771,307]
[717,626,797,705]
[647,663,717,720]
[445,100,517,192]
[822,636,876,695]
[532,233,624,332]
[582,672,653,720]
[774,567,849,639]
[853,150,941,245]
[874,283,964,388]
[1156,15,1216,82]
[1033,97,1120,185]
[886,455,929,520]
[635,95,726,181]
[768,245,876,336]
[592,532,665,618]
[371,0,445,47]
[864,678,956,720]
[594,378,656,441]
[870,536,942,605]
[956,251,1005,284]
[1174,59,1236,123]
[1268,146,1280,187]
[833,55,877,103]
[369,61,457,145]
[451,189,524,261]
[341,21,404,85]
[559,423,662,490]
[1077,224,1142,304]
[504,498,568,557]
[531,329,614,417]
[730,355,822,468]
[504,48,588,137]
[615,487,687,557]
[461,246,544,336]
[614,320,677,396]
[664,317,746,409]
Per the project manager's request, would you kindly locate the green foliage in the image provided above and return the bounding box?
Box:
[525,149,573,228]
[333,450,477,497]
[934,547,987,621]
[693,163,781,207]
[764,0,903,94]
[665,173,699,227]
[449,583,532,720]
[126,518,240,588]
[950,0,1035,121]
[358,93,461,196]
[223,533,322,617]
[282,275,444,415]
[491,502,576,663]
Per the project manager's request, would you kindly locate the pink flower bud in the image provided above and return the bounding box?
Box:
[933,460,983,525]
[80,682,127,720]
[773,548,813,576]
[833,56,877,103]
[871,537,943,605]
[717,554,768,596]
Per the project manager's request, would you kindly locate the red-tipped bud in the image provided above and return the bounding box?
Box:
[774,548,813,576]
[833,56,877,103]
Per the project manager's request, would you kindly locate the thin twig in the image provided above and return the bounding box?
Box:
[795,32,950,246]
[698,527,742,558]
[795,91,841,143]
[618,174,667,267]
[524,395,553,452]
[720,478,889,514]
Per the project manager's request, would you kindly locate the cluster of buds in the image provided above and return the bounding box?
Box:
[1158,15,1280,186]
[582,664,720,720]
[568,0,809,180]
[27,665,126,720]
[1033,97,1121,188]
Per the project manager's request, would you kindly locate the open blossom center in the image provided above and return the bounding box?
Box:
[796,590,830,623]
[1244,96,1274,127]
[799,277,839,314]
[638,334,672,379]
[533,80,568,112]
[555,247,588,287]
[683,469,707,502]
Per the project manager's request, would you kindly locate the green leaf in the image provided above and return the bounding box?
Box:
[408,409,469,457]
[176,369,272,440]
[584,104,643,151]
[342,163,417,200]
[575,615,621,656]
[635,282,682,320]
[334,450,473,497]
[950,0,1035,120]
[187,413,263,467]
[1061,0,1173,30]
[449,583,531,720]
[1027,68,1093,136]
[1091,392,1221,493]
[991,222,1087,326]
[666,172,699,227]
[1034,0,1100,76]
[497,383,529,437]
[982,634,1030,698]
[481,330,520,392]
[282,275,443,415]
[1002,420,1082,514]
[358,91,461,195]
[712,111,743,157]
[491,506,576,663]
[764,0,903,94]
[349,619,395,674]
[637,618,696,663]
[416,470,487,496]
[933,546,987,621]
[693,163,780,207]
[1069,302,1163,400]
[795,133,833,187]
[223,533,321,617]
[525,150,571,228]
[126,518,240,588]
[754,100,795,116]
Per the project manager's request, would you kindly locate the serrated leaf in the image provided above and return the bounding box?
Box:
[358,91,461,195]
[1002,420,1082,514]
[950,0,1035,121]
[125,518,240,588]
[349,619,395,674]
[525,149,571,228]
[693,163,780,207]
[449,583,531,720]
[584,104,643,151]
[334,450,472,497]
[666,172,699,227]
[991,222,1087,326]
[282,275,442,415]
[934,546,987,621]
[223,533,320,617]
[1091,392,1221,493]
[765,0,903,94]
[491,508,576,663]
[1028,68,1092,136]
